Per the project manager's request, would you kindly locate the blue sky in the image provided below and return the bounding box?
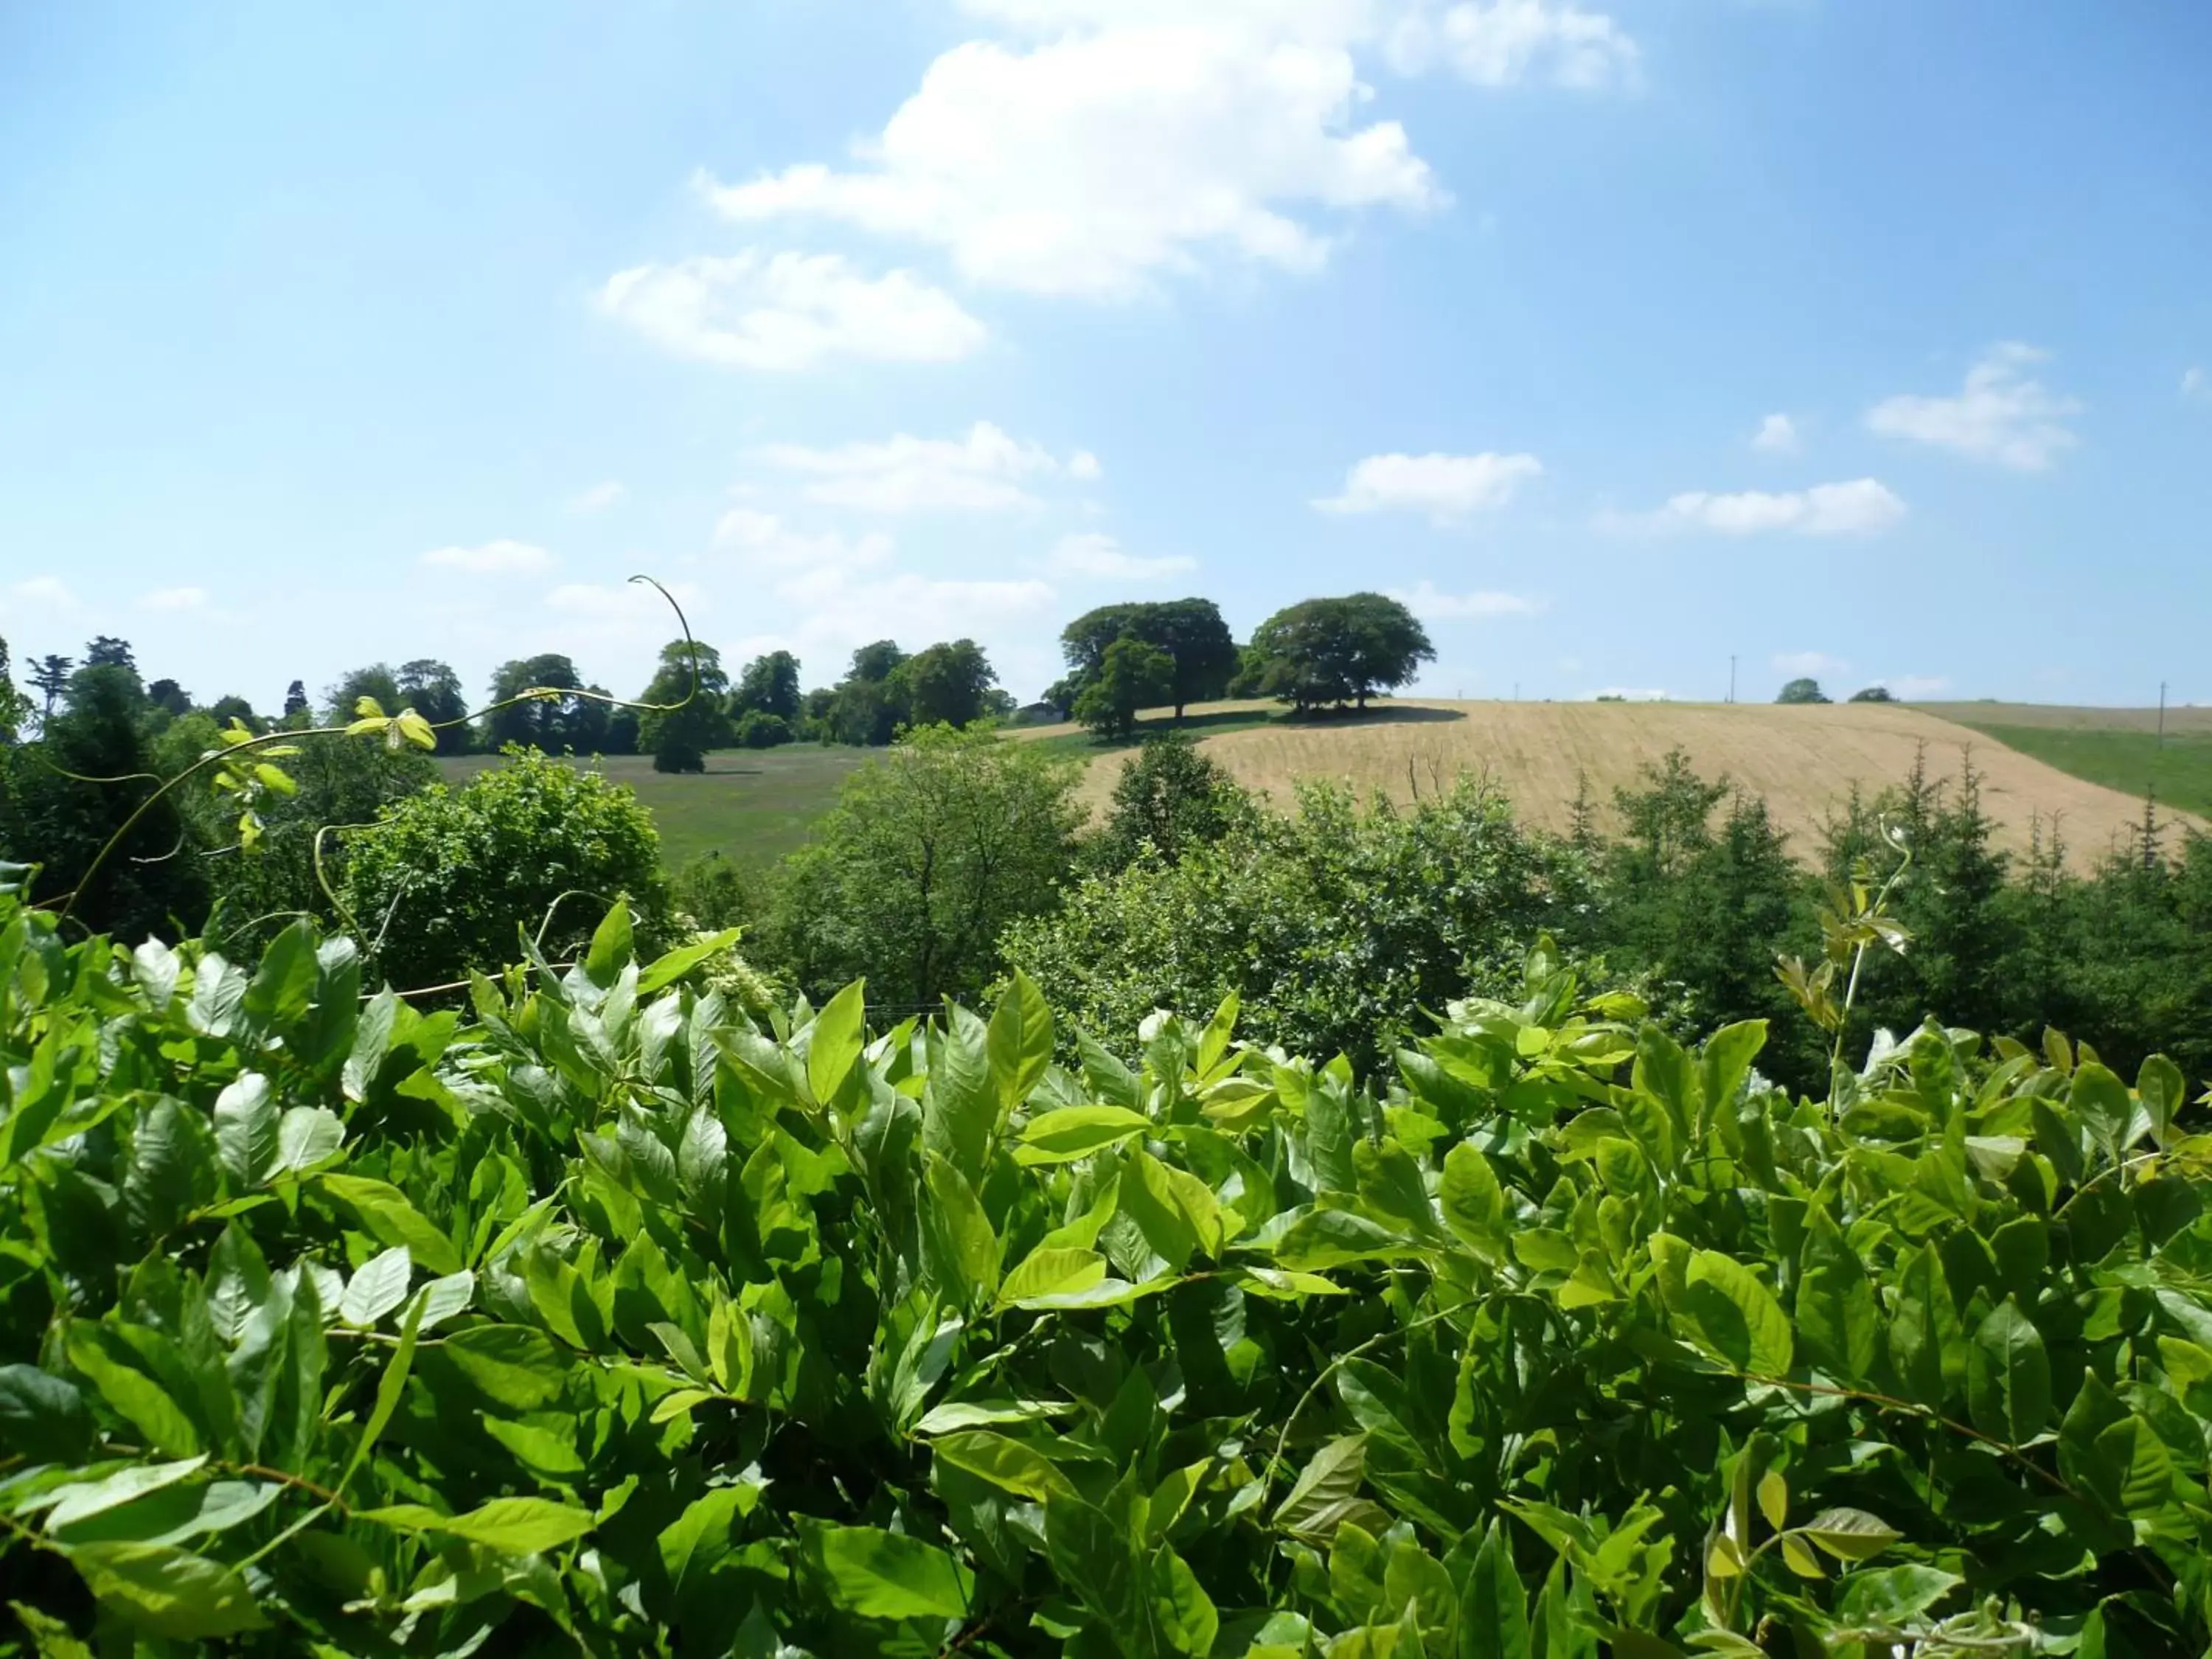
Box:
[3,0,2209,714]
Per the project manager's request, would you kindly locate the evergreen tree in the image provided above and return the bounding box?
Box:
[29,655,74,720]
[2,664,203,939]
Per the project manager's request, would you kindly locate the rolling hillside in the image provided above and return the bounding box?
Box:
[1915,702,2212,821]
[1039,699,2199,871]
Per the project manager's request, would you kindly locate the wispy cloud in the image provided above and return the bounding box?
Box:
[1750,412,1799,454]
[1866,343,2080,470]
[1392,579,1546,620]
[762,422,1097,514]
[597,251,986,372]
[1315,451,1542,523]
[1603,478,1906,538]
[420,540,556,576]
[569,481,626,512]
[1046,532,1195,580]
[1771,650,1848,677]
[139,586,209,611]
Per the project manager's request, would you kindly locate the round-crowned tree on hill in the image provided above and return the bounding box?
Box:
[1243,591,1435,712]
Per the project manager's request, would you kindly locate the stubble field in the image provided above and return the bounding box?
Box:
[1041,699,2199,870]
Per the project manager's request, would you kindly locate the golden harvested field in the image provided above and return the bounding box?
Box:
[1045,700,2202,870]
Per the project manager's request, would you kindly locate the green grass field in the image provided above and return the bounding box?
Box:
[1931,713,2212,821]
[437,745,869,869]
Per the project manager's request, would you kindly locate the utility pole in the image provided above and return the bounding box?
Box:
[1728,655,1737,705]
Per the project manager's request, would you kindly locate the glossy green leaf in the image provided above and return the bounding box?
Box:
[921,1153,1001,1307]
[806,978,866,1106]
[442,1324,568,1411]
[996,1246,1108,1309]
[1798,1507,1902,1562]
[63,1543,265,1640]
[1014,1105,1152,1164]
[1965,1298,2051,1444]
[316,1175,462,1275]
[211,1074,276,1187]
[804,1523,971,1621]
[1439,1141,1507,1257]
[338,1245,412,1328]
[1461,1520,1530,1659]
[1681,1250,1792,1377]
[930,1430,1077,1503]
[987,969,1054,1113]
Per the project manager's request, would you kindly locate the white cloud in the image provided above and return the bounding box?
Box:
[712,507,895,573]
[597,251,987,370]
[420,539,556,576]
[570,481,626,512]
[1393,579,1545,619]
[1772,650,1848,678]
[5,576,78,610]
[1046,532,1197,580]
[760,422,1096,513]
[1385,1,1641,89]
[701,7,1458,301]
[1750,413,1798,454]
[1610,478,1906,538]
[1865,342,2081,470]
[1315,451,1542,521]
[2185,366,2208,402]
[139,586,208,611]
[539,579,713,662]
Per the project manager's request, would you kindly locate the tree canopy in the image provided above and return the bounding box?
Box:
[1059,597,1239,719]
[636,639,734,765]
[1242,591,1435,712]
[734,650,802,722]
[899,638,998,729]
[1778,677,1832,704]
[1073,636,1174,740]
[397,658,471,751]
[483,654,613,754]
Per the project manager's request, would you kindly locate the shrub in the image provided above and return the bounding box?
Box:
[155,710,437,951]
[339,747,670,989]
[734,709,793,750]
[671,849,761,931]
[1,869,2205,1655]
[1005,776,1585,1071]
[1086,728,1254,869]
[760,724,1081,1008]
[651,733,706,773]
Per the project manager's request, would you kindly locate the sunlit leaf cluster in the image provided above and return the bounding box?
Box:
[0,866,2207,1655]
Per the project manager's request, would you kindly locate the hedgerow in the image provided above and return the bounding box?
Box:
[1,855,2208,1656]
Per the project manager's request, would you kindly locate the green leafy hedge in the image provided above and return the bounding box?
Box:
[0,865,2208,1655]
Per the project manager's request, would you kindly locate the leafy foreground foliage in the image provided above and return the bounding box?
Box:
[2,875,2212,1655]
